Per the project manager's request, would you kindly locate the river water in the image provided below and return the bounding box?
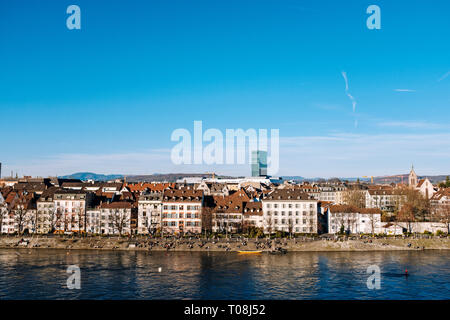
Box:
[0,249,448,299]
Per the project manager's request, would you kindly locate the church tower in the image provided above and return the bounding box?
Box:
[408,165,417,187]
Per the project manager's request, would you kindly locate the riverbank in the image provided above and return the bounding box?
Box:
[1,236,449,252]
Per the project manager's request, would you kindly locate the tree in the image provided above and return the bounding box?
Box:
[397,203,415,233]
[435,203,450,234]
[438,177,450,188]
[287,218,294,238]
[0,204,6,233]
[264,214,273,235]
[342,189,366,208]
[14,206,28,234]
[398,188,430,222]
[76,205,86,234]
[201,207,213,237]
[53,207,64,233]
[111,209,129,236]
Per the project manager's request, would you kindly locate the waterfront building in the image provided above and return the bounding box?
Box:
[162,187,203,234]
[365,187,406,212]
[262,189,321,234]
[327,205,382,234]
[86,207,101,234]
[211,195,244,233]
[36,187,57,234]
[243,201,264,229]
[138,190,162,234]
[99,201,137,235]
[53,190,93,233]
[2,192,37,234]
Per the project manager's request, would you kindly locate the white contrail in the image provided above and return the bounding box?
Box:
[341,71,357,112]
[438,71,450,82]
[394,89,416,92]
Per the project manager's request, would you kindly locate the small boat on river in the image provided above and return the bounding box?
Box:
[237,250,262,254]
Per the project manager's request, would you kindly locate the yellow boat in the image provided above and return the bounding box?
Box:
[237,250,262,254]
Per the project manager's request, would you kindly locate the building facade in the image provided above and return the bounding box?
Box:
[262,189,320,234]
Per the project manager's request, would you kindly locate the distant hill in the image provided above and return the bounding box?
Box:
[58,172,231,182]
[126,173,236,182]
[372,174,449,185]
[59,172,450,184]
[59,172,124,181]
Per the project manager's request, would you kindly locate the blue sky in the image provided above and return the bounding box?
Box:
[0,0,449,178]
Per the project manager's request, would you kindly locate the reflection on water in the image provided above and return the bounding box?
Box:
[0,249,449,299]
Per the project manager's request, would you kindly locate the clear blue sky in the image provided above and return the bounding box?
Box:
[0,0,449,178]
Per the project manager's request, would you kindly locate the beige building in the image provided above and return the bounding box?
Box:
[54,190,92,233]
[262,189,320,234]
[162,187,203,234]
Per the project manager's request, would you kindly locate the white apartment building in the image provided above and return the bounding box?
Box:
[327,205,382,234]
[36,188,57,234]
[54,190,92,233]
[86,207,101,234]
[138,191,162,234]
[365,188,405,212]
[99,202,136,235]
[262,189,320,234]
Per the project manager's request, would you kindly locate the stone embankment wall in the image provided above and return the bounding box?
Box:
[0,236,449,252]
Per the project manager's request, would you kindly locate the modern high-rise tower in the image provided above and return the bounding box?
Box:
[251,151,267,177]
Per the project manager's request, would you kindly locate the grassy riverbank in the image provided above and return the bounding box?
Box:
[1,235,449,252]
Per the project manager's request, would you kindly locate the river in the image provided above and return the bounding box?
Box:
[0,249,448,299]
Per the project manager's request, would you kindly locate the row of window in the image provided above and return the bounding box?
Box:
[266,211,315,216]
[265,203,315,209]
[162,205,200,210]
[270,219,315,225]
[162,221,200,227]
[162,213,200,219]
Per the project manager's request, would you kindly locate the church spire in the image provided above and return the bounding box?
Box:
[409,164,417,186]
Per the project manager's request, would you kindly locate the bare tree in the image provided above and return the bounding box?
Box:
[264,214,273,235]
[368,213,378,235]
[435,203,450,234]
[14,206,28,234]
[397,188,430,223]
[201,207,213,236]
[0,205,6,233]
[288,218,294,238]
[397,203,415,233]
[76,205,86,234]
[53,207,64,233]
[111,209,129,236]
[342,189,366,208]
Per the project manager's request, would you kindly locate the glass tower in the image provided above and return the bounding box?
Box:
[251,151,268,177]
